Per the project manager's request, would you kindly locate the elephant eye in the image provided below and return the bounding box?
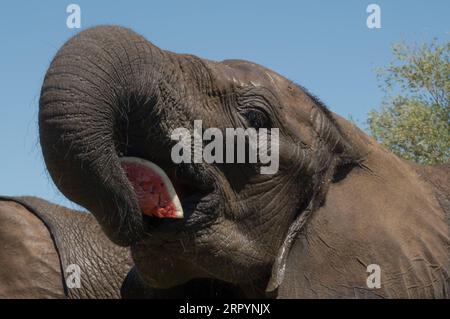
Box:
[241,108,271,129]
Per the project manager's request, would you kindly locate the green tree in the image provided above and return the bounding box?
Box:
[367,40,449,165]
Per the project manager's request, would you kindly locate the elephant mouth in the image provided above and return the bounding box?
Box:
[120,155,219,238]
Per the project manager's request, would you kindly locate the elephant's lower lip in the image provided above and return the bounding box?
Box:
[141,190,218,236]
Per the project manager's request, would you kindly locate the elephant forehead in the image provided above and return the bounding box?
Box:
[208,59,285,89]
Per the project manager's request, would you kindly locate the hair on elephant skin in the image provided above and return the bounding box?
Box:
[38,25,450,298]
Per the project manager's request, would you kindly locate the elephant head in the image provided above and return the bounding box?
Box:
[39,26,367,295]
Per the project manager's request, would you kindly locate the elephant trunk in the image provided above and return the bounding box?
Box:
[39,26,177,245]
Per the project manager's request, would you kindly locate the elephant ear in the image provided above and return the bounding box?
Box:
[265,165,354,298]
[265,201,314,297]
[266,113,365,297]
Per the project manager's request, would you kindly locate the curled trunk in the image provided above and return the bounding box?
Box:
[39,26,175,245]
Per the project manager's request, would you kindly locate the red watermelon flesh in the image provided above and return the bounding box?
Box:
[120,157,184,219]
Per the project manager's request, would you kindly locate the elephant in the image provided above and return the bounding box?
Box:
[0,196,133,298]
[38,25,450,298]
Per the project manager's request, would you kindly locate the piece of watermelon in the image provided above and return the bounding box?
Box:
[120,157,184,219]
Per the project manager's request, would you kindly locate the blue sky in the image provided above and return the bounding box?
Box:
[0,0,448,207]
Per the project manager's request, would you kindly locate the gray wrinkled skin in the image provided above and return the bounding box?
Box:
[0,196,132,298]
[38,25,450,298]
